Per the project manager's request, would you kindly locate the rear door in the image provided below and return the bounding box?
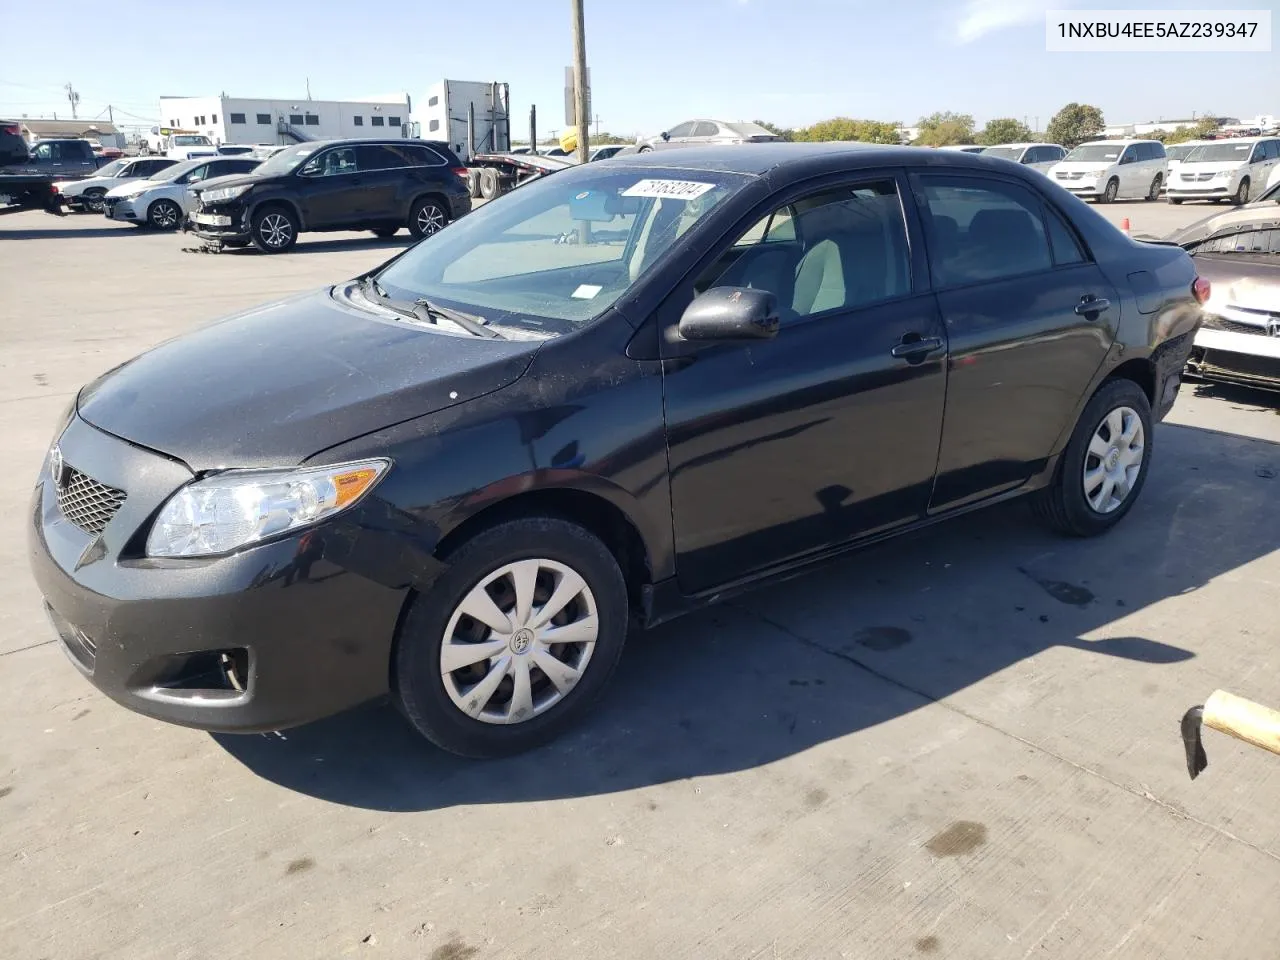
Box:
[912,173,1118,511]
[354,144,411,221]
[661,172,948,592]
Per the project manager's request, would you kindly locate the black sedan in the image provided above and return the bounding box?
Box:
[28,144,1206,757]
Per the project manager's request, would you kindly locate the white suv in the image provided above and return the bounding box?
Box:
[102,156,259,229]
[1048,139,1167,203]
[979,142,1067,173]
[1166,137,1280,205]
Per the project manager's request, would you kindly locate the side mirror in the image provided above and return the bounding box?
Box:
[678,287,779,341]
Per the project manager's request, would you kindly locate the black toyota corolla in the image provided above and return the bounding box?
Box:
[28,144,1206,757]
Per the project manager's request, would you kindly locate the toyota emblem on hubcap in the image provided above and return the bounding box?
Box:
[510,628,534,655]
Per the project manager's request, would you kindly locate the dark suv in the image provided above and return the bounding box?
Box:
[187,138,472,252]
[6,137,107,178]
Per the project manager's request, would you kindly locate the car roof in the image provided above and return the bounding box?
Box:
[982,142,1061,150]
[606,141,1048,177]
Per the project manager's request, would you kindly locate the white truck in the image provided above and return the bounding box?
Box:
[140,128,218,160]
[410,80,511,163]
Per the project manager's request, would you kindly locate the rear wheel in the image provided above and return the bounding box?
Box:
[1032,378,1152,537]
[478,167,501,200]
[1100,178,1119,203]
[147,198,182,230]
[394,517,629,757]
[638,145,653,153]
[1146,174,1162,201]
[409,197,448,239]
[82,188,107,213]
[1233,177,1250,205]
[251,205,298,253]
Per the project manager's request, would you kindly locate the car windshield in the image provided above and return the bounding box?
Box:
[172,135,210,146]
[95,159,128,177]
[981,146,1024,161]
[148,159,204,183]
[1065,144,1123,162]
[374,167,750,334]
[1166,144,1197,161]
[1185,142,1253,162]
[252,142,321,176]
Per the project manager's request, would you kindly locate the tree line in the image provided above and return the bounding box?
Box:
[752,104,1223,149]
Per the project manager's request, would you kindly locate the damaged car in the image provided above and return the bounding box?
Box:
[1172,184,1280,392]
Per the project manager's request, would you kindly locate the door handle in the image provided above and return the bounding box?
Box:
[1075,296,1111,317]
[890,334,944,361]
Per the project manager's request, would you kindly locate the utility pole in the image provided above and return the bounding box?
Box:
[65,82,80,119]
[570,0,590,164]
[107,104,114,125]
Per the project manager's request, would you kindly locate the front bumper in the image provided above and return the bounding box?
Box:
[1056,180,1102,197]
[187,198,251,242]
[27,414,407,733]
[1187,320,1280,391]
[103,195,145,222]
[1167,183,1235,200]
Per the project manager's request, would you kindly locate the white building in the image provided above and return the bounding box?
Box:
[155,95,413,146]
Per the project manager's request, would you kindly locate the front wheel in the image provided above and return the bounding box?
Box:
[1032,378,1152,537]
[394,517,629,757]
[82,188,107,213]
[1100,178,1119,204]
[408,197,448,239]
[147,198,182,230]
[1233,177,1250,205]
[251,206,298,253]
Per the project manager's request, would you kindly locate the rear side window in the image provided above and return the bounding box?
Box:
[692,121,720,138]
[1045,206,1087,265]
[356,144,407,169]
[916,176,1054,285]
[406,145,446,166]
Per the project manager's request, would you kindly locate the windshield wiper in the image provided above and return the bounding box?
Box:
[358,277,503,339]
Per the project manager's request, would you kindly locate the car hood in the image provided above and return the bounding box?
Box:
[76,289,542,470]
[107,180,164,197]
[1168,204,1280,247]
[1051,161,1115,173]
[194,172,267,191]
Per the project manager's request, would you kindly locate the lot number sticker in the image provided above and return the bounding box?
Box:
[622,179,716,200]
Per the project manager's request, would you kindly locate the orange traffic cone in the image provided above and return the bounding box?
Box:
[1120,217,1131,236]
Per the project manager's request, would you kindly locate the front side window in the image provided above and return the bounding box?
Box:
[301,147,357,176]
[665,121,696,138]
[34,143,54,161]
[181,164,210,184]
[691,121,720,138]
[699,180,911,320]
[917,176,1055,285]
[375,169,749,333]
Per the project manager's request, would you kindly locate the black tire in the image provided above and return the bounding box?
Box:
[1146,174,1162,201]
[1168,197,1183,205]
[408,196,449,239]
[1233,177,1250,205]
[82,188,107,213]
[372,226,399,238]
[1031,378,1153,538]
[466,169,482,199]
[146,198,182,230]
[394,517,629,758]
[1100,178,1119,204]
[250,204,298,253]
[638,145,654,153]
[479,167,501,200]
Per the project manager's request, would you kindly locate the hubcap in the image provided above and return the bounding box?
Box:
[1083,406,1145,514]
[260,213,292,247]
[416,205,445,235]
[152,203,177,227]
[440,559,598,725]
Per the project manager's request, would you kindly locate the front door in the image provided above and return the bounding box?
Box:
[911,173,1117,511]
[661,174,948,594]
[296,145,364,227]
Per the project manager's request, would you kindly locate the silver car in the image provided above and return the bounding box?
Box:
[636,119,781,153]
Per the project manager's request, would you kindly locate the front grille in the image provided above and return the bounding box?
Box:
[56,467,126,536]
[1181,172,1216,182]
[1203,314,1273,337]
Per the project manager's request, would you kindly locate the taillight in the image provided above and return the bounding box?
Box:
[1192,276,1211,304]
[451,166,469,179]
[50,182,60,193]
[1,122,19,136]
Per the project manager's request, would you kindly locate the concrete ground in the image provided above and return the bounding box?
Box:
[1,204,1278,960]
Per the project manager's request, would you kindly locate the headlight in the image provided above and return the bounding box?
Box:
[1214,171,1232,180]
[200,184,252,204]
[146,459,390,558]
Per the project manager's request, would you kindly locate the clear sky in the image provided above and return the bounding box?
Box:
[3,0,1277,138]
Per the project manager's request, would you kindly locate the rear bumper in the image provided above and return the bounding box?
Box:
[26,414,407,733]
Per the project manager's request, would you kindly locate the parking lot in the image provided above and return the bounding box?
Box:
[2,204,1279,959]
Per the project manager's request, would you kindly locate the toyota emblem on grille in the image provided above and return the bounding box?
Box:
[49,445,66,487]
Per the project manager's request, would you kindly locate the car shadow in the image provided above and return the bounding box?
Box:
[0,225,141,240]
[1188,380,1280,411]
[213,421,1279,810]
[216,236,416,256]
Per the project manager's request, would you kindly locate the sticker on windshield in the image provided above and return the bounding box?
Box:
[622,179,716,200]
[571,284,603,300]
